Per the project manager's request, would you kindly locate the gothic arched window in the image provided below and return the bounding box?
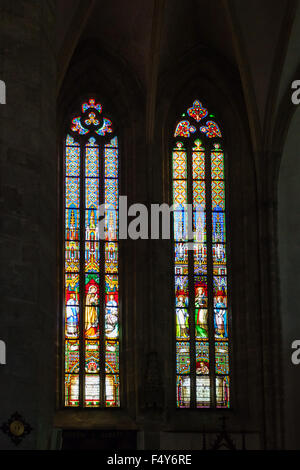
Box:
[63,98,120,408]
[173,100,230,408]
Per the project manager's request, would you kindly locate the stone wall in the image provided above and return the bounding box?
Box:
[0,1,56,450]
[278,107,300,450]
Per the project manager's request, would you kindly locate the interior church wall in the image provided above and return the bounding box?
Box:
[0,0,299,451]
[53,37,275,449]
[0,0,57,450]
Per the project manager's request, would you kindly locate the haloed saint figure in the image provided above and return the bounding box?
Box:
[66,293,79,336]
[105,294,118,338]
[195,285,208,338]
[214,294,227,338]
[176,293,189,339]
[85,285,99,335]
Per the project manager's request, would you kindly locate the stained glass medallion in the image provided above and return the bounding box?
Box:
[173,100,230,409]
[64,98,120,408]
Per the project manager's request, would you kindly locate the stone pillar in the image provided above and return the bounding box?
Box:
[278,107,300,449]
[0,1,56,449]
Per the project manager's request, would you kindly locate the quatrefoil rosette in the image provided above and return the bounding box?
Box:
[174,100,222,139]
[70,98,114,137]
[187,100,208,122]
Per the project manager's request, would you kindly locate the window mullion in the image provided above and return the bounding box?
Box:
[187,139,196,408]
[99,139,106,408]
[206,139,216,408]
[79,139,86,408]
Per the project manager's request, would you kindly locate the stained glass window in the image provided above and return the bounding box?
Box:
[173,100,230,409]
[64,98,120,408]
